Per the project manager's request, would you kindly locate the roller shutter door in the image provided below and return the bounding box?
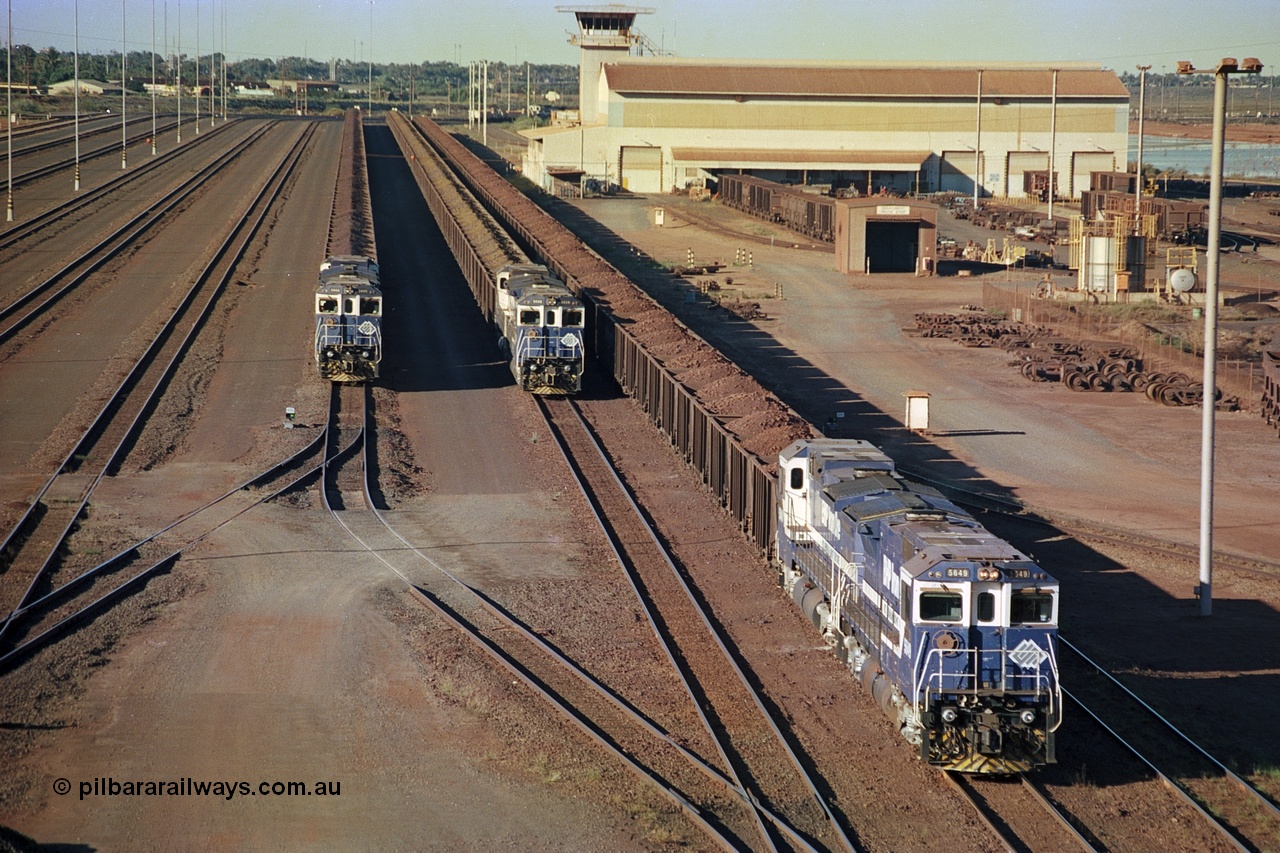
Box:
[940,150,983,195]
[1071,151,1115,197]
[1006,152,1049,198]
[621,146,663,194]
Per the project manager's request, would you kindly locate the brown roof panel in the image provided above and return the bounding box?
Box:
[603,64,1129,99]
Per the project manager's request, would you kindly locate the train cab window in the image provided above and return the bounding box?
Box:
[344,298,357,314]
[1011,592,1055,624]
[789,467,804,490]
[544,309,558,327]
[976,592,996,623]
[918,590,963,623]
[519,309,541,325]
[563,308,584,327]
[362,298,381,316]
[317,297,339,314]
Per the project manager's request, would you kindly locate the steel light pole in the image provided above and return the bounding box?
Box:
[75,0,81,190]
[368,1,373,115]
[6,0,13,221]
[1176,56,1264,616]
[121,0,128,169]
[151,0,157,154]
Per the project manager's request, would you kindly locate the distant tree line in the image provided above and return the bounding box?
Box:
[1,45,576,105]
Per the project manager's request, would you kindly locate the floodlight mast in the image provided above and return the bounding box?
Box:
[1176,56,1264,617]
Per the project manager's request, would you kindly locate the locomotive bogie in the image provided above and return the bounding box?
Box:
[776,438,1061,773]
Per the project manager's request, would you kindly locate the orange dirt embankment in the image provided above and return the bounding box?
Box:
[1133,120,1280,144]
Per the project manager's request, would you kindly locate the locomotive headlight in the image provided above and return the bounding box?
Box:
[941,707,958,723]
[1019,709,1037,725]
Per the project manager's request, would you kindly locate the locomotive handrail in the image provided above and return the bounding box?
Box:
[914,643,1059,725]
[514,330,582,361]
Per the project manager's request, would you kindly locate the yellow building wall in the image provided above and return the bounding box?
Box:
[620,100,1121,135]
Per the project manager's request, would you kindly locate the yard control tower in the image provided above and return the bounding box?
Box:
[558,5,655,125]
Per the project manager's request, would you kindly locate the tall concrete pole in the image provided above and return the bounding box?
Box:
[974,69,982,209]
[1048,69,1057,220]
[1135,65,1150,227]
[1197,69,1228,617]
[1179,56,1265,616]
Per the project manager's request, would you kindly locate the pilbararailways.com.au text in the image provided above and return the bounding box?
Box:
[66,777,341,801]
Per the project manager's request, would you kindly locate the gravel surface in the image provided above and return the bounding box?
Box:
[5,116,1280,851]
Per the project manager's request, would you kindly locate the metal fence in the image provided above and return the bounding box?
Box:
[983,281,1264,412]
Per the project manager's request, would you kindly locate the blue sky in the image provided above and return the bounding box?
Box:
[8,0,1279,73]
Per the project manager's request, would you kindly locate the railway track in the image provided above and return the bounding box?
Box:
[1061,638,1280,851]
[318,390,856,851]
[5,117,185,190]
[5,114,173,160]
[537,395,856,851]
[0,117,242,251]
[0,121,272,344]
[906,464,1280,847]
[0,122,316,652]
[943,770,1097,852]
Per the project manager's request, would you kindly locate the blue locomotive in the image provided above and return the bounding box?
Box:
[315,255,382,382]
[775,438,1061,773]
[495,264,585,395]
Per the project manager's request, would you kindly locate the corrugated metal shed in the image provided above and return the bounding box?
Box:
[604,64,1129,99]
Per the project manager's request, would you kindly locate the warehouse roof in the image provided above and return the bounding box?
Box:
[603,62,1129,99]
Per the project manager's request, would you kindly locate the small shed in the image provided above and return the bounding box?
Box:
[834,197,938,275]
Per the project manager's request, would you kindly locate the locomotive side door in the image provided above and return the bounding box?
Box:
[780,462,810,546]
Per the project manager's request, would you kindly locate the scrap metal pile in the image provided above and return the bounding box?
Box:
[915,310,1237,409]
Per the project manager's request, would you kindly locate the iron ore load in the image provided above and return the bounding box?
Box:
[775,438,1061,773]
[496,264,585,395]
[314,255,383,382]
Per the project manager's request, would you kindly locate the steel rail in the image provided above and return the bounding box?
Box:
[1062,637,1280,824]
[7,116,180,161]
[534,397,782,853]
[0,118,242,252]
[1019,776,1098,852]
[7,118,185,190]
[940,771,1020,853]
[538,396,857,853]
[0,435,328,671]
[346,425,818,850]
[0,123,314,639]
[0,121,271,337]
[0,119,277,578]
[317,388,745,852]
[1062,684,1249,853]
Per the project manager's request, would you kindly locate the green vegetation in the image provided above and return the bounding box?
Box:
[1,43,576,114]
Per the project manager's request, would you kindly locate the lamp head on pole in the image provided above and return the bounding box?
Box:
[1178,58,1263,76]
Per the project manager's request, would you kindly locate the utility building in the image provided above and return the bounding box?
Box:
[523,11,1130,200]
